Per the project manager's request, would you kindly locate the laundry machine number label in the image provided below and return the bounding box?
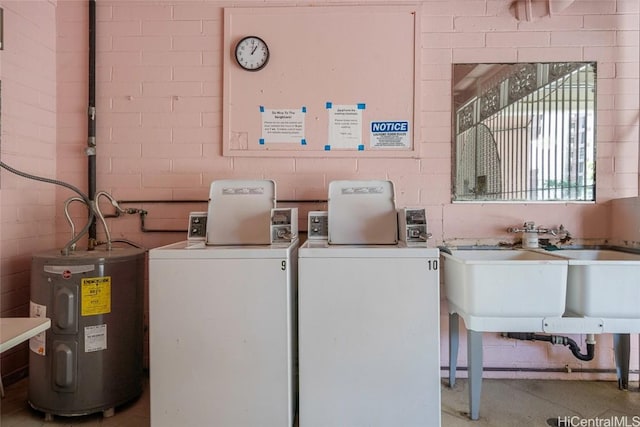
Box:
[427,259,439,271]
[281,260,287,271]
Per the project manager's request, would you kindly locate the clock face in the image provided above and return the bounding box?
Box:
[235,36,269,71]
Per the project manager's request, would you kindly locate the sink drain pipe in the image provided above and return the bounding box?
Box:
[504,333,595,361]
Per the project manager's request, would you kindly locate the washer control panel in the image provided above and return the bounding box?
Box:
[307,211,328,240]
[398,208,431,245]
[271,208,298,243]
[188,212,208,241]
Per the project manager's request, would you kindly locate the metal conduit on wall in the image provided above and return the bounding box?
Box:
[87,0,97,242]
[107,199,328,233]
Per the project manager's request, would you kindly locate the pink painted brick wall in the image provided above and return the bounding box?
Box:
[1,0,638,383]
[75,0,640,379]
[0,0,58,382]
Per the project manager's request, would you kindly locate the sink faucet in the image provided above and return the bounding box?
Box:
[507,221,571,248]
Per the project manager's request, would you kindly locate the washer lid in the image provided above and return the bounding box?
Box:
[206,180,275,245]
[327,180,398,245]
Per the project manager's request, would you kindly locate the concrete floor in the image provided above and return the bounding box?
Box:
[441,378,640,427]
[1,375,639,427]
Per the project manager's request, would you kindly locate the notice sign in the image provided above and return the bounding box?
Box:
[81,276,111,316]
[370,121,410,148]
[260,107,306,144]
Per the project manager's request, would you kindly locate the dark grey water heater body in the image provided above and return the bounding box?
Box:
[29,247,146,418]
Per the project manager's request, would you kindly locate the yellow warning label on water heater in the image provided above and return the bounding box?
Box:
[81,276,111,316]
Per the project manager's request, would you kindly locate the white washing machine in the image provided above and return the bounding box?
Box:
[149,240,298,427]
[298,180,441,427]
[149,180,298,427]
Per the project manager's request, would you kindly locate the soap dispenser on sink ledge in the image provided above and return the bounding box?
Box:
[507,221,569,249]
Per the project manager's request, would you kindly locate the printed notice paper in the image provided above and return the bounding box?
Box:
[328,104,363,149]
[261,108,306,144]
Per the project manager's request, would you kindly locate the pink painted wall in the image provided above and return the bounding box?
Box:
[0,0,58,381]
[83,0,639,252]
[1,0,639,383]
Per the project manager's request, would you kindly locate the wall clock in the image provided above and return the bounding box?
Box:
[234,36,270,71]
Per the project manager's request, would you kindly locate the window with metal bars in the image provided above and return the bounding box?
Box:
[453,62,596,202]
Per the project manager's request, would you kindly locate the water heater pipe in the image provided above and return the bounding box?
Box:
[0,161,95,255]
[87,0,97,243]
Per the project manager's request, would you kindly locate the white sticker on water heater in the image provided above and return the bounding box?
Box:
[29,301,47,356]
[85,324,107,352]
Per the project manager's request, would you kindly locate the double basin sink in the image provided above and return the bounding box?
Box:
[441,248,640,319]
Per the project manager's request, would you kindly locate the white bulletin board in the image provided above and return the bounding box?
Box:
[223,5,420,157]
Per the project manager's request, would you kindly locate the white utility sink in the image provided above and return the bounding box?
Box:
[546,249,640,318]
[441,249,568,317]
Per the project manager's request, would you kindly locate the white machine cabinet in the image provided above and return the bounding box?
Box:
[298,241,441,427]
[149,240,298,427]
